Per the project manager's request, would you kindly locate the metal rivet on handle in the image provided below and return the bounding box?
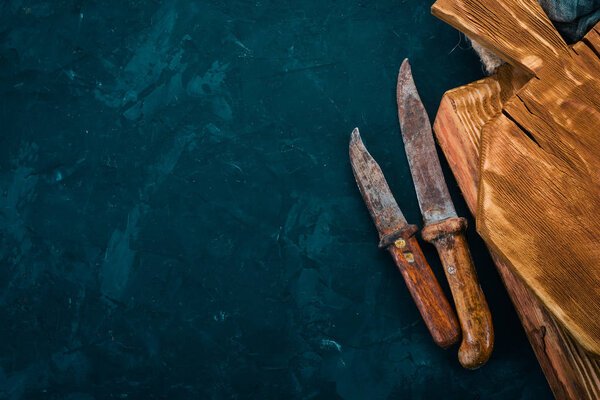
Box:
[403,252,414,263]
[394,239,406,249]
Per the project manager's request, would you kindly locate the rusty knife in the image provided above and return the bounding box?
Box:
[397,59,493,369]
[350,128,460,348]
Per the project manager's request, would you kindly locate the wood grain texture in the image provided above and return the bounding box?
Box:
[433,0,600,356]
[433,64,600,399]
[433,66,529,213]
[387,231,461,349]
[421,217,493,369]
[431,0,571,76]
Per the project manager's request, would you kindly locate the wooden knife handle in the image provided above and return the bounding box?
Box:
[422,217,494,369]
[384,225,461,349]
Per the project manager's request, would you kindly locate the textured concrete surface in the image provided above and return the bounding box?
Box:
[0,0,552,398]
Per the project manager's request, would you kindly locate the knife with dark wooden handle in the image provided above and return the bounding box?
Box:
[350,128,460,348]
[386,227,461,349]
[397,59,493,369]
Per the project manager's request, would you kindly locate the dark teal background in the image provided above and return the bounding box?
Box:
[0,1,553,399]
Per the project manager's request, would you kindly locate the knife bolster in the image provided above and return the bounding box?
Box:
[379,224,419,249]
[421,217,467,242]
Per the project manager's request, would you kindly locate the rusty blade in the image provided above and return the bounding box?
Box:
[397,59,457,225]
[349,128,409,239]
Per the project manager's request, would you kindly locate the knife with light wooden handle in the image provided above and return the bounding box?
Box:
[397,59,493,369]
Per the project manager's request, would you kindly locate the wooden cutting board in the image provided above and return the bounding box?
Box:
[434,63,600,399]
[432,0,600,356]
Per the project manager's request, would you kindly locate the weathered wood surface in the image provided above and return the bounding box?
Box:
[432,0,600,356]
[434,64,600,399]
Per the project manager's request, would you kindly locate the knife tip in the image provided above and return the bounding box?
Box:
[400,58,410,70]
[397,58,418,107]
[398,58,412,85]
[350,127,361,144]
[349,127,364,158]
